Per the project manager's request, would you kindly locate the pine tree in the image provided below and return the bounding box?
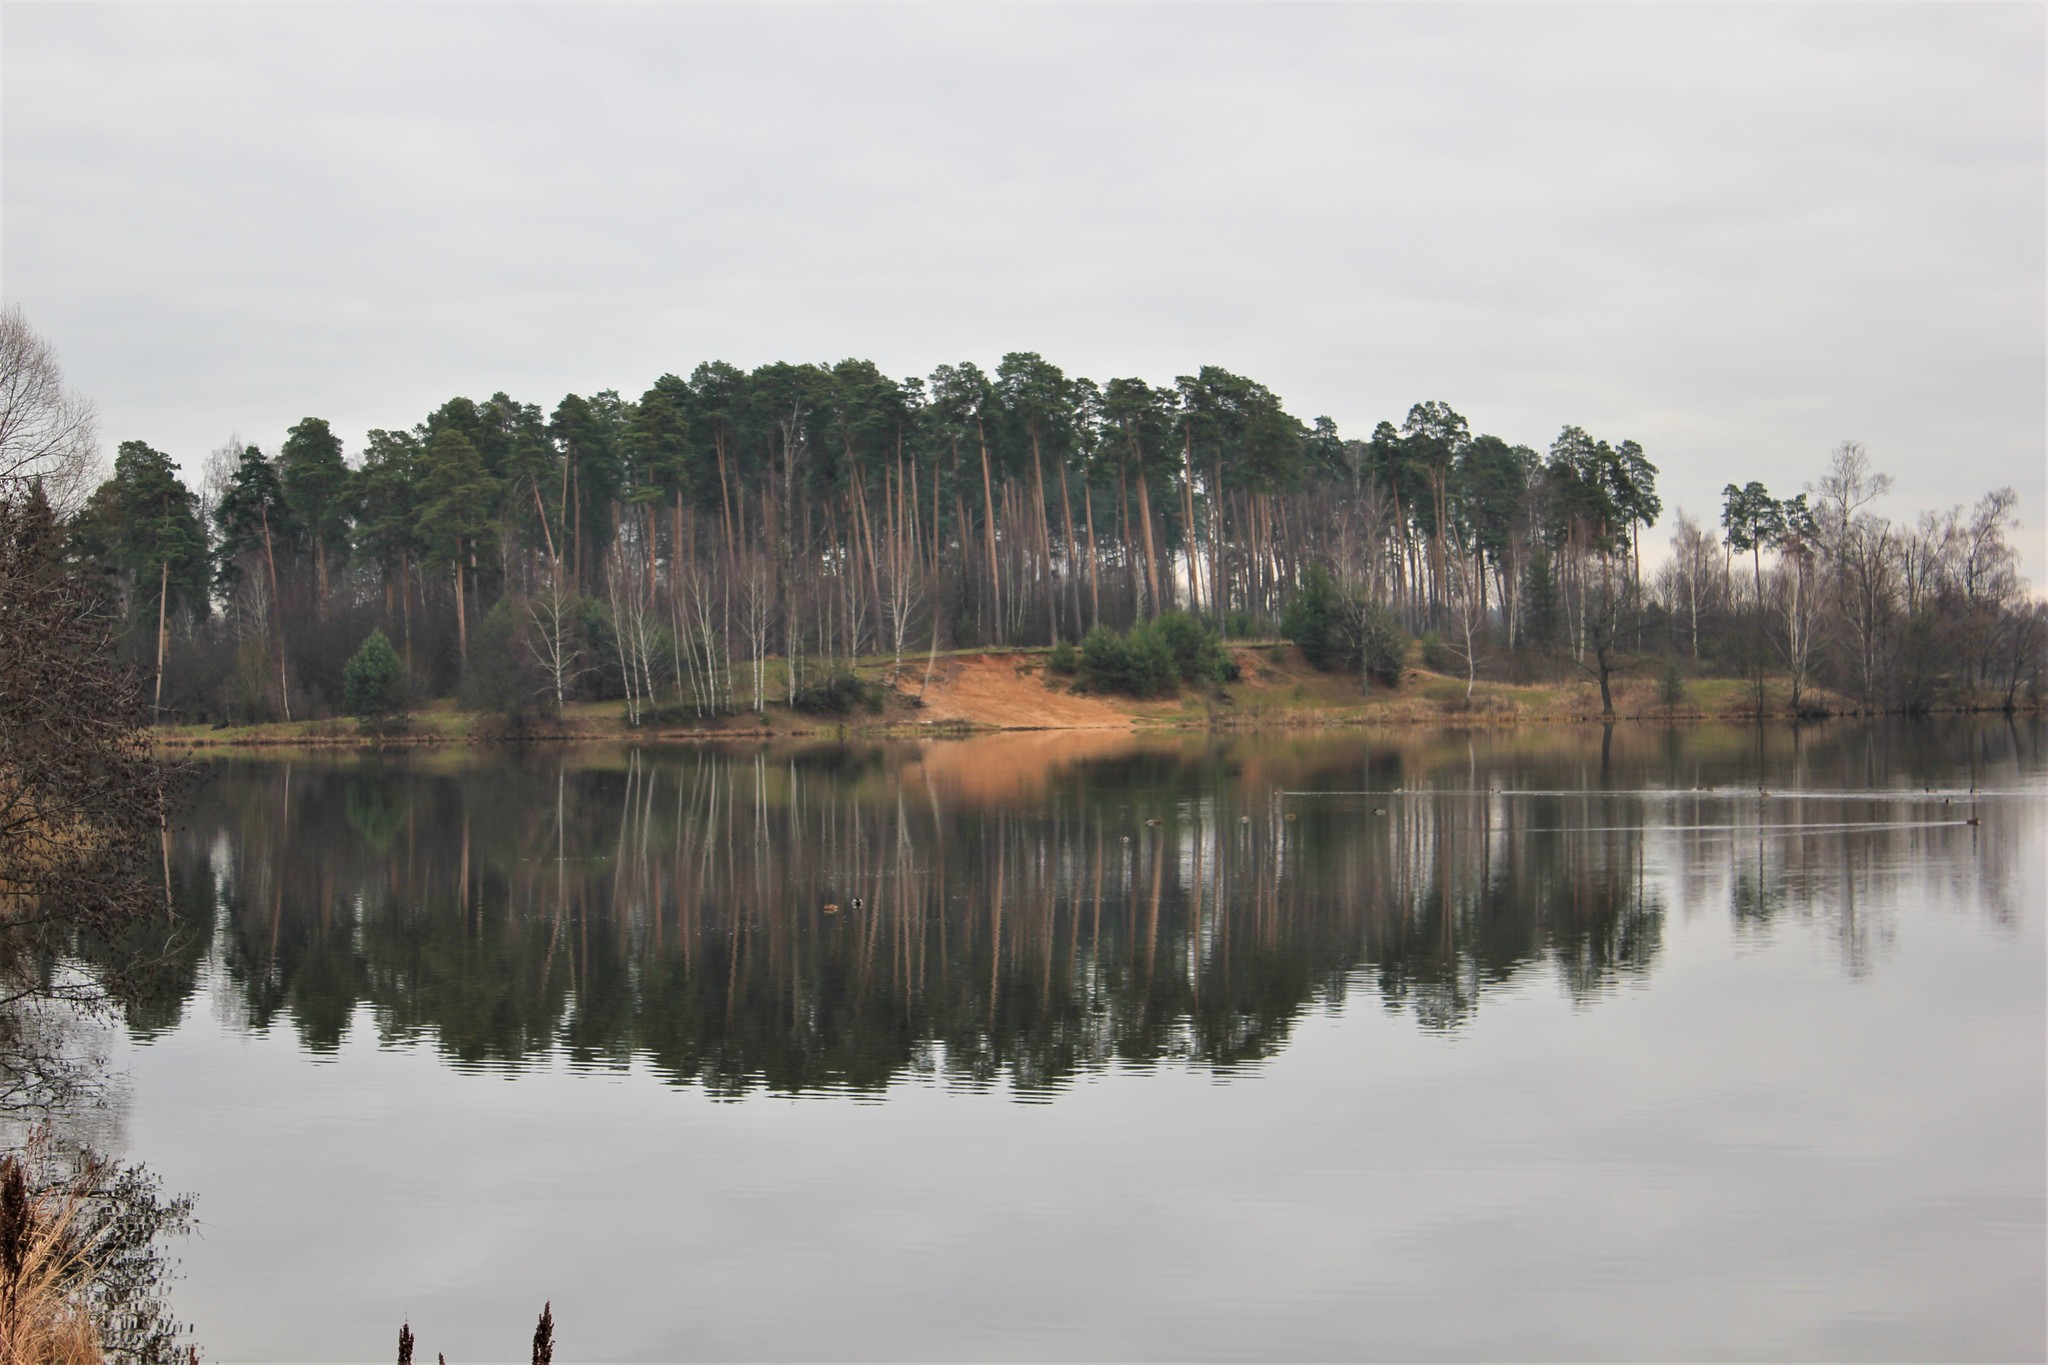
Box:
[417,430,499,674]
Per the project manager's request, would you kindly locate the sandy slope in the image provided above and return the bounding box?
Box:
[899,653,1138,728]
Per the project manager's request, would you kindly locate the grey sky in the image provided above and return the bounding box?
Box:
[5,3,2042,578]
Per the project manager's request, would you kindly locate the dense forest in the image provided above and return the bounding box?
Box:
[12,331,2045,722]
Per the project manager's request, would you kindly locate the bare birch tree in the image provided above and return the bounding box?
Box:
[0,308,99,514]
[742,553,773,714]
[1661,510,1720,659]
[526,563,579,715]
[1443,546,1487,700]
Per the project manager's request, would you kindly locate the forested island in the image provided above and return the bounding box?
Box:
[18,328,2048,734]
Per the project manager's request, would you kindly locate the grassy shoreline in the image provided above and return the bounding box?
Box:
[149,644,2042,753]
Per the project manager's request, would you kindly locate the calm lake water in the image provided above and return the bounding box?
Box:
[109,721,2044,1361]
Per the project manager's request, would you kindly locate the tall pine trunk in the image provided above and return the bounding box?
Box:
[1135,464,1163,615]
[1054,452,1082,641]
[152,556,169,723]
[976,424,1001,643]
[1082,476,1101,629]
[260,503,290,721]
[454,538,469,675]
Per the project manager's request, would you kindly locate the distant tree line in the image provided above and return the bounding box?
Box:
[7,328,2039,722]
[1669,446,2040,714]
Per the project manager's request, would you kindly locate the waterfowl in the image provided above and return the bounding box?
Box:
[850,897,864,911]
[822,903,840,914]
[1145,817,1163,827]
[1284,812,1297,821]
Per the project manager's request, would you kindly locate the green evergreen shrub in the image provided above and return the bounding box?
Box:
[1282,564,1406,689]
[341,629,406,718]
[1281,563,1344,669]
[791,672,877,714]
[1660,657,1687,708]
[1079,625,1166,696]
[1151,609,1235,684]
[1352,602,1409,688]
[1076,611,1231,696]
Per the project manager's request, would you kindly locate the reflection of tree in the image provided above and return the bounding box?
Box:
[1350,792,1663,1028]
[1731,844,1789,926]
[166,720,2035,1095]
[211,762,375,1053]
[70,839,212,1040]
[169,742,1657,1093]
[343,771,408,852]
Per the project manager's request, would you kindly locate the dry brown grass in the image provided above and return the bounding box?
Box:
[0,1151,103,1364]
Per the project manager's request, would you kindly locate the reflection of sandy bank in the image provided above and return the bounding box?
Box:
[908,729,1155,803]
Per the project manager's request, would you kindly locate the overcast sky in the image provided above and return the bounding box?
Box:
[4,3,2042,578]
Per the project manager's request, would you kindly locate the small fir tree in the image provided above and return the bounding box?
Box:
[342,629,405,718]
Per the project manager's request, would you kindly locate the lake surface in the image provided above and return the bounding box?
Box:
[108,722,2044,1361]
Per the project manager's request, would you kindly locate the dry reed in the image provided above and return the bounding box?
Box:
[0,1151,103,1364]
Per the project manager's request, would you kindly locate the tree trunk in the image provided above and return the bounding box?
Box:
[1207,460,1224,629]
[400,550,414,672]
[977,425,1002,642]
[715,428,736,580]
[1029,430,1057,641]
[152,555,170,723]
[1082,476,1101,630]
[930,455,944,581]
[1135,464,1163,616]
[1054,448,1082,642]
[260,503,291,721]
[1179,433,1202,614]
[454,539,469,675]
[1752,544,1766,717]
[1631,519,1644,648]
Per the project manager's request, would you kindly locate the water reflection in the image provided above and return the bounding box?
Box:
[158,721,2039,1096]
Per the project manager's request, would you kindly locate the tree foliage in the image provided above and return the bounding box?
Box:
[341,629,405,718]
[1283,563,1408,687]
[28,334,2031,722]
[1077,610,1232,697]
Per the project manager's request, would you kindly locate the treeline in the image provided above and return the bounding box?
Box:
[1666,451,2040,713]
[47,352,2043,722]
